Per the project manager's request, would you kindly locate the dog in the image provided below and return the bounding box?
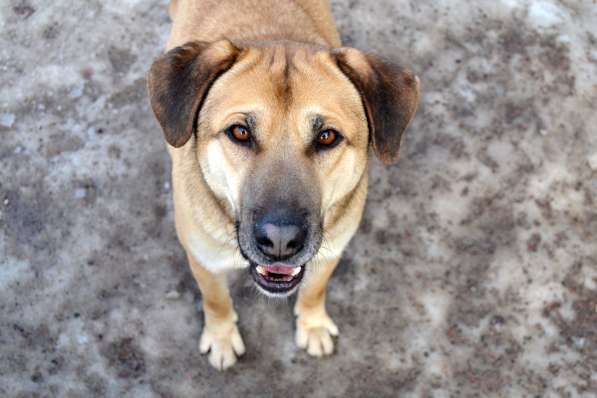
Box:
[147,0,420,370]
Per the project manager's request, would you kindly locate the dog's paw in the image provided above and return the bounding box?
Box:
[199,320,245,370]
[295,310,339,357]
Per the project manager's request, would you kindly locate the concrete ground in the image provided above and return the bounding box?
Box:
[1,0,596,396]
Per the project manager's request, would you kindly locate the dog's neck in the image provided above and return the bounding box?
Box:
[166,0,341,50]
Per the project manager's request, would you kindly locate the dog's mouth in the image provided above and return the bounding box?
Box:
[249,262,305,296]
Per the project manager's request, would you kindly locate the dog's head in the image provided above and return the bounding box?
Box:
[148,40,419,296]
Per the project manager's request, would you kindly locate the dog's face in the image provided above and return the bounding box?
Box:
[196,45,372,296]
[148,40,419,296]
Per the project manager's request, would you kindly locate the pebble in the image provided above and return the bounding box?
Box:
[74,188,87,199]
[165,290,180,300]
[588,153,597,171]
[0,113,15,128]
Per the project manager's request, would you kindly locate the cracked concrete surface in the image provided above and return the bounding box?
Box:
[1,0,596,396]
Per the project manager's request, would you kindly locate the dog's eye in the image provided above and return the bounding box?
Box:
[316,129,342,149]
[226,125,252,145]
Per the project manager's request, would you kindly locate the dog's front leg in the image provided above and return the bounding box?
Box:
[294,258,340,357]
[186,254,245,370]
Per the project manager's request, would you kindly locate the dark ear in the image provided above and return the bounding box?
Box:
[147,40,240,147]
[334,48,420,164]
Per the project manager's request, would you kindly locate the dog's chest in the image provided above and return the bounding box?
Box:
[186,231,249,273]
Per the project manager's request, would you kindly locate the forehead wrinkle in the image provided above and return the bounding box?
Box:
[281,47,293,110]
[259,46,293,112]
[228,47,263,77]
[287,49,317,77]
[269,46,286,72]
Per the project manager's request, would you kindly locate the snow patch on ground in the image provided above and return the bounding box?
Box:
[528,0,567,29]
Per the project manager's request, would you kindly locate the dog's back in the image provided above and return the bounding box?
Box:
[167,0,341,49]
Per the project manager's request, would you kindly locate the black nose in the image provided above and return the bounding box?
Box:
[254,211,308,261]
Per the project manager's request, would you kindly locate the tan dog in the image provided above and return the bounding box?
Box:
[147,0,420,370]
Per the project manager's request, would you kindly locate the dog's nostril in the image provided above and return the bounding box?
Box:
[256,235,273,248]
[286,239,302,250]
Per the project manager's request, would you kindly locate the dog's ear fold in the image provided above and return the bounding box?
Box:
[147,40,240,147]
[333,48,420,165]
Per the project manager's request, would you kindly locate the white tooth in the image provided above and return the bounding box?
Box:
[256,265,267,275]
[291,267,302,276]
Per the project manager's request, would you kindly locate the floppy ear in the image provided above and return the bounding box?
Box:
[333,48,420,164]
[147,40,240,147]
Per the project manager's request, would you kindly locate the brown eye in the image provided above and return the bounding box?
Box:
[318,130,336,145]
[316,129,342,149]
[232,125,250,141]
[226,124,252,146]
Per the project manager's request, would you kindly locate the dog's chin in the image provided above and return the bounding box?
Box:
[248,261,306,297]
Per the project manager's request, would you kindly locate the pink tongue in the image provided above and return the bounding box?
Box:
[261,264,296,275]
